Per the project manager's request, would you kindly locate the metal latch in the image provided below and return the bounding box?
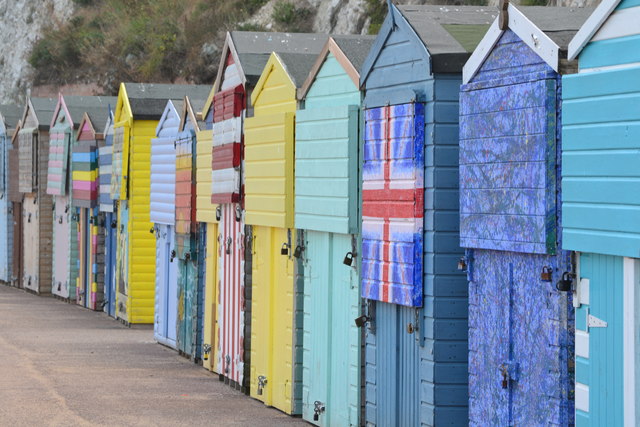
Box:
[499,361,520,389]
[588,314,607,328]
[313,401,326,421]
[257,375,267,395]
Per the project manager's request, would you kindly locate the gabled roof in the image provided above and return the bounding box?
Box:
[568,0,622,60]
[122,83,210,120]
[251,52,318,106]
[180,96,207,132]
[298,35,375,100]
[0,104,22,131]
[52,94,117,130]
[24,97,57,130]
[204,31,329,116]
[155,99,182,136]
[463,5,594,83]
[361,3,497,85]
[76,112,100,141]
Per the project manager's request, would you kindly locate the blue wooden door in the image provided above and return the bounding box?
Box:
[468,250,573,426]
[575,253,624,426]
[104,212,117,317]
[155,224,178,348]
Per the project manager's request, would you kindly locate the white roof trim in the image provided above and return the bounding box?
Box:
[463,4,560,84]
[155,100,178,136]
[568,0,622,60]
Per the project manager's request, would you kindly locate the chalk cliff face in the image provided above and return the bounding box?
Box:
[0,0,74,103]
[0,0,601,104]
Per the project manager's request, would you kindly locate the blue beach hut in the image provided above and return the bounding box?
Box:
[359,4,496,425]
[563,0,640,423]
[460,4,592,425]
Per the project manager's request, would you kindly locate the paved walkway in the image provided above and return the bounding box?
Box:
[0,285,303,426]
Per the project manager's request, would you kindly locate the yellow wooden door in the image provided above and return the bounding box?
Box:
[203,222,219,372]
[250,225,297,413]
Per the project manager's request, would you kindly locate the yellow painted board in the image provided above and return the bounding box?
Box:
[244,113,294,229]
[72,170,98,181]
[196,129,218,224]
[251,53,297,117]
[203,222,219,371]
[250,225,299,414]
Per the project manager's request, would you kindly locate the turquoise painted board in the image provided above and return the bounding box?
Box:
[301,231,360,426]
[295,105,359,234]
[563,66,640,258]
[575,253,624,426]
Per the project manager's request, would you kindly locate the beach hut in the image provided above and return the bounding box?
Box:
[151,99,181,348]
[460,5,592,425]
[110,83,210,324]
[47,95,114,302]
[175,95,207,360]
[200,31,327,384]
[562,1,640,423]
[359,4,498,425]
[243,51,319,414]
[294,35,374,426]
[17,97,56,294]
[0,104,21,285]
[71,98,116,310]
[99,107,117,317]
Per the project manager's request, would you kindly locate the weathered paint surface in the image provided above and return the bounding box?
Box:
[574,253,624,426]
[563,67,640,258]
[361,9,469,425]
[460,30,574,426]
[301,231,360,426]
[249,225,301,414]
[361,103,425,307]
[175,129,201,360]
[154,223,178,349]
[19,120,53,295]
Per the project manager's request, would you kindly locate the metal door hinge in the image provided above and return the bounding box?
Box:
[588,314,607,328]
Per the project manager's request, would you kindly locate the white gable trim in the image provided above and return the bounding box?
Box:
[568,0,622,60]
[155,100,178,137]
[463,4,560,84]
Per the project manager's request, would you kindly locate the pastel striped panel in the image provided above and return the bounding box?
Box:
[46,130,69,196]
[72,141,98,208]
[98,146,114,212]
[216,203,245,384]
[175,132,196,254]
[212,86,244,204]
[361,103,425,307]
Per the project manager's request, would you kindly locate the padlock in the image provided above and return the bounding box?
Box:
[343,252,354,266]
[280,243,289,256]
[500,365,509,389]
[540,266,552,282]
[407,322,415,334]
[556,272,574,292]
[457,257,467,271]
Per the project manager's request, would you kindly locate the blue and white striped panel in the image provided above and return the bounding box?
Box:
[98,145,114,212]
